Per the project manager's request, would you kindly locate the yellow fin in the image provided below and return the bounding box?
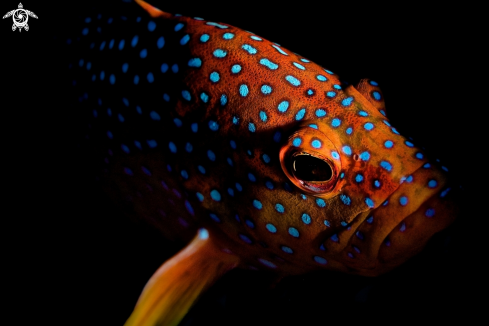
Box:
[124,229,240,326]
[134,0,172,18]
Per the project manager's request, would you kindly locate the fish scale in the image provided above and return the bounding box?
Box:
[66,1,460,325]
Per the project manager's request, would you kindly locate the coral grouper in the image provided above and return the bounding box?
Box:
[66,1,461,325]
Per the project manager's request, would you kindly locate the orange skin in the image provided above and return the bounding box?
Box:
[71,0,459,284]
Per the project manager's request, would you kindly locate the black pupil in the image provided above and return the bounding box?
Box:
[292,155,332,182]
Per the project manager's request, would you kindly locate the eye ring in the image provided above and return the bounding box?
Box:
[291,152,333,183]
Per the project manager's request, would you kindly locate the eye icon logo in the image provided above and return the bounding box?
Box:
[3,3,38,32]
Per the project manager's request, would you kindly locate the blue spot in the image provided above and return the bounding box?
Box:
[365,197,374,208]
[223,32,234,39]
[250,35,262,41]
[131,35,138,47]
[82,27,89,35]
[367,216,374,224]
[100,71,105,80]
[208,120,219,131]
[339,194,352,206]
[185,143,193,152]
[341,221,348,227]
[317,75,327,81]
[253,199,262,209]
[232,116,239,124]
[405,141,414,147]
[99,41,106,51]
[182,90,191,101]
[197,165,205,174]
[442,166,449,172]
[333,84,342,90]
[213,49,227,58]
[331,151,340,160]
[169,142,177,153]
[122,63,129,73]
[341,97,353,106]
[161,63,169,73]
[210,190,221,201]
[140,49,147,58]
[383,120,391,127]
[356,231,364,240]
[293,62,305,70]
[292,137,302,147]
[358,111,368,117]
[273,131,281,142]
[172,64,179,73]
[261,85,272,94]
[196,193,204,202]
[364,122,374,130]
[399,222,407,232]
[206,22,228,28]
[245,219,255,228]
[295,108,306,120]
[191,123,198,133]
[440,187,451,198]
[311,140,322,148]
[385,140,393,148]
[372,91,381,100]
[275,203,285,213]
[330,234,339,242]
[315,109,326,117]
[288,227,299,238]
[174,23,184,31]
[383,200,389,206]
[314,256,327,265]
[325,69,334,74]
[405,175,413,183]
[85,17,91,23]
[107,131,113,139]
[316,198,326,208]
[300,58,310,62]
[210,213,221,223]
[272,44,288,55]
[258,258,276,269]
[121,144,130,153]
[147,72,154,83]
[133,75,139,85]
[188,58,201,67]
[380,110,386,116]
[425,208,435,217]
[342,146,352,155]
[265,180,274,189]
[355,174,363,183]
[331,118,341,127]
[423,163,431,168]
[259,58,278,70]
[149,111,160,121]
[248,173,256,182]
[220,94,227,106]
[239,84,249,97]
[210,71,220,83]
[200,34,210,42]
[324,220,331,227]
[157,36,165,49]
[146,20,156,31]
[236,183,243,191]
[146,140,157,148]
[399,196,408,206]
[326,91,336,98]
[416,152,424,159]
[285,75,301,86]
[301,213,311,225]
[360,151,370,161]
[173,118,182,127]
[185,200,194,216]
[207,150,216,161]
[391,127,400,135]
[229,140,237,149]
[281,246,293,254]
[181,170,188,179]
[248,123,256,132]
[374,180,381,188]
[124,167,133,175]
[242,44,257,54]
[309,124,318,129]
[307,89,314,96]
[180,34,190,45]
[109,74,116,84]
[141,166,151,175]
[428,180,438,188]
[259,111,268,122]
[370,80,378,86]
[231,64,242,74]
[228,188,234,196]
[380,161,392,171]
[200,92,209,103]
[278,101,289,113]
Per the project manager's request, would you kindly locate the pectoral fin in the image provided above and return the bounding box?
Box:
[124,228,240,326]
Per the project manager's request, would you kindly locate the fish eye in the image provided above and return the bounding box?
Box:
[292,154,333,182]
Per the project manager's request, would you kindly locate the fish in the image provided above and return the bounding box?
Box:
[65,0,462,325]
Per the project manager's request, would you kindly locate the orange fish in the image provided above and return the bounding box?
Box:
[67,1,461,325]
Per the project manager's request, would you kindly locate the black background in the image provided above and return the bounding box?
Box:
[2,0,485,325]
